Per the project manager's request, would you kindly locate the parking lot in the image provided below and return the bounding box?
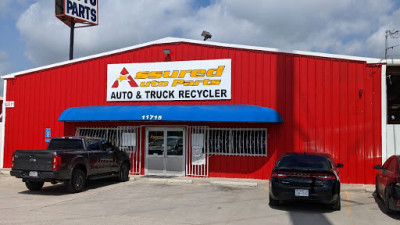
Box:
[1,171,400,225]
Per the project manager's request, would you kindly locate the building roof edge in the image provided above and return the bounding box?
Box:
[1,37,384,79]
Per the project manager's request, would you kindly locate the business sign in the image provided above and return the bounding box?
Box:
[55,0,98,26]
[192,134,205,165]
[5,101,14,108]
[107,59,231,102]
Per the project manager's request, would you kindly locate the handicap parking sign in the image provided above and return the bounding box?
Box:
[45,128,51,138]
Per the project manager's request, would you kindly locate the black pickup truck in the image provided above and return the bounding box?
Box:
[10,137,131,193]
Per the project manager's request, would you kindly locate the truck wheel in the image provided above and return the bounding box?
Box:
[117,162,130,182]
[25,181,44,191]
[67,169,86,193]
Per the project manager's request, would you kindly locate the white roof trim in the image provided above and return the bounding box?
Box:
[385,59,400,66]
[1,37,385,79]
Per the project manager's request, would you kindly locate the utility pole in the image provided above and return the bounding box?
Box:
[385,29,399,59]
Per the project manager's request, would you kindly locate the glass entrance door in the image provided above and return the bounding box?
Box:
[146,128,185,176]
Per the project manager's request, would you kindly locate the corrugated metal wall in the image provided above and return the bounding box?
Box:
[3,42,382,183]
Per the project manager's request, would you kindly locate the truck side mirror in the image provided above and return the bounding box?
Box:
[336,163,344,168]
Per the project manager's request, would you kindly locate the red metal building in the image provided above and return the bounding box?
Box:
[0,38,385,184]
[0,97,3,121]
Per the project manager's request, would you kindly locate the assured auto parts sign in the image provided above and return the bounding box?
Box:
[107,59,231,102]
[64,0,98,25]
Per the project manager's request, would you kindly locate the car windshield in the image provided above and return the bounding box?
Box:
[277,154,331,171]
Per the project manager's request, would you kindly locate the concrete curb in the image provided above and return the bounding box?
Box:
[365,187,375,193]
[342,184,375,193]
[210,180,258,187]
[145,178,193,184]
[0,170,10,175]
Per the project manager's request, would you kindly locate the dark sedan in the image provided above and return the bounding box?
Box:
[269,152,343,210]
[374,155,400,214]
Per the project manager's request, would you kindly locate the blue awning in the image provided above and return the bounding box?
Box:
[58,105,283,123]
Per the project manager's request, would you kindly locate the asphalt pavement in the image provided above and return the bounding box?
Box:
[1,170,399,225]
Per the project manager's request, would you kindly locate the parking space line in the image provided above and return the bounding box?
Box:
[344,191,355,225]
[161,183,202,200]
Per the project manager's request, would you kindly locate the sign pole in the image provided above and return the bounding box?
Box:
[69,21,75,60]
[55,0,98,60]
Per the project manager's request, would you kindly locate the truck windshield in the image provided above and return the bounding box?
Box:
[47,139,84,150]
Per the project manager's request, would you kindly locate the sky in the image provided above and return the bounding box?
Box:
[1,0,400,97]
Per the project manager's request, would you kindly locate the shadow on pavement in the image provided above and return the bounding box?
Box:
[372,191,400,220]
[270,201,335,225]
[17,178,121,196]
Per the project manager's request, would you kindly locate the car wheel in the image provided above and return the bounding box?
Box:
[117,162,130,182]
[384,188,394,214]
[67,169,85,193]
[25,181,44,191]
[332,194,341,211]
[269,194,279,206]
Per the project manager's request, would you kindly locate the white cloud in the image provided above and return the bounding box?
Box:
[0,51,11,96]
[184,0,395,58]
[16,2,70,66]
[16,0,197,66]
[14,0,400,68]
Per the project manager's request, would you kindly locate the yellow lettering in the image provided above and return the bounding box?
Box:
[172,79,184,87]
[190,69,206,78]
[140,82,150,87]
[163,70,179,78]
[184,80,194,86]
[206,66,225,77]
[159,81,168,87]
[135,71,149,79]
[194,80,203,86]
[149,71,163,79]
[178,70,191,78]
[211,80,221,85]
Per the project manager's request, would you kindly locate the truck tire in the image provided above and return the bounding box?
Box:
[25,181,44,191]
[67,169,86,193]
[117,162,130,182]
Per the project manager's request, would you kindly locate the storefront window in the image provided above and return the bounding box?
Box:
[208,129,267,156]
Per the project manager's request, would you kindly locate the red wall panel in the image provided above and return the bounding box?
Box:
[3,42,382,183]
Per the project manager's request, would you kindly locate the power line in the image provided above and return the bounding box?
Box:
[385,29,399,59]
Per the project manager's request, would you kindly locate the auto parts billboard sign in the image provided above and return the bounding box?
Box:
[107,59,232,102]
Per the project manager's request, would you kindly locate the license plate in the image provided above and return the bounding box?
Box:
[295,189,309,197]
[29,171,38,177]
